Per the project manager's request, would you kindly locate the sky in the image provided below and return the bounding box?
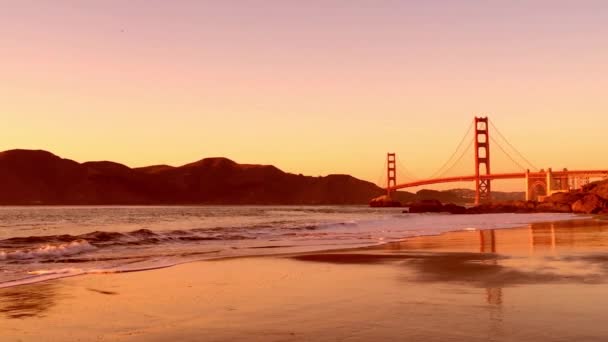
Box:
[2,1,608,190]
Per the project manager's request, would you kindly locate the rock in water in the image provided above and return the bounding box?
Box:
[407,200,465,214]
[442,203,467,214]
[369,195,401,207]
[408,200,443,213]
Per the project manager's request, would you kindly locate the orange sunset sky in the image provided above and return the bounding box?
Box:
[2,1,607,190]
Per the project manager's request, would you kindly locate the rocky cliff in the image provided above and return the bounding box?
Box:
[0,150,386,205]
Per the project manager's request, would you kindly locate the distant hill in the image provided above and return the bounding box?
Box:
[0,149,524,205]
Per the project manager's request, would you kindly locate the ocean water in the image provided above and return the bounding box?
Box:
[0,206,585,287]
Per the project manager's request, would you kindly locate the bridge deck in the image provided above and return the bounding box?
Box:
[390,170,608,191]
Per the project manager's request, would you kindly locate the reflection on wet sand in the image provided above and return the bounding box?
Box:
[479,230,503,306]
[295,219,608,314]
[386,218,608,255]
[479,230,502,307]
[486,287,502,305]
[528,219,608,252]
[0,282,60,319]
[386,220,608,255]
[479,229,504,338]
[397,219,608,322]
[295,219,608,281]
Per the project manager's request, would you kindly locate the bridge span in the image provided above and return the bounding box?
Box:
[385,117,608,204]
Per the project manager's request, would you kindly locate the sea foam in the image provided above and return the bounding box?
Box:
[0,240,96,261]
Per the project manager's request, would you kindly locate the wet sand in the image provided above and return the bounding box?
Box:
[3,218,608,341]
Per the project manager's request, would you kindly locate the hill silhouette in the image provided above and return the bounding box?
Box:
[0,150,523,205]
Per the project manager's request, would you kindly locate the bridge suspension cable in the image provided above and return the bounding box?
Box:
[489,119,538,171]
[490,136,528,171]
[376,157,388,187]
[434,139,474,179]
[396,156,419,181]
[428,121,474,179]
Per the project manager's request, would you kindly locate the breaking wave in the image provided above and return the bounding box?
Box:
[0,240,96,261]
[0,221,361,251]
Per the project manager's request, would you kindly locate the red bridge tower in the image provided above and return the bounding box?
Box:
[474,117,491,204]
[387,153,396,197]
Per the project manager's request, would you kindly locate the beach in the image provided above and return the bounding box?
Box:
[4,1,608,340]
[2,218,608,341]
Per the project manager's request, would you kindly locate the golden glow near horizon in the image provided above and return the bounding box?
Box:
[2,1,608,191]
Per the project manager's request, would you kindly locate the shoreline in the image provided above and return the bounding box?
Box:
[3,217,608,341]
[0,214,594,290]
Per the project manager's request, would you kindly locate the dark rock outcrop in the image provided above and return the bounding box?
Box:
[535,201,572,213]
[408,200,444,213]
[442,203,467,214]
[369,195,402,207]
[407,200,466,214]
[465,199,572,214]
[588,181,608,200]
[571,194,607,214]
[465,201,535,214]
[543,192,585,206]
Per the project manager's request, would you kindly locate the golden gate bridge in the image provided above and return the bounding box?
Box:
[384,117,608,205]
